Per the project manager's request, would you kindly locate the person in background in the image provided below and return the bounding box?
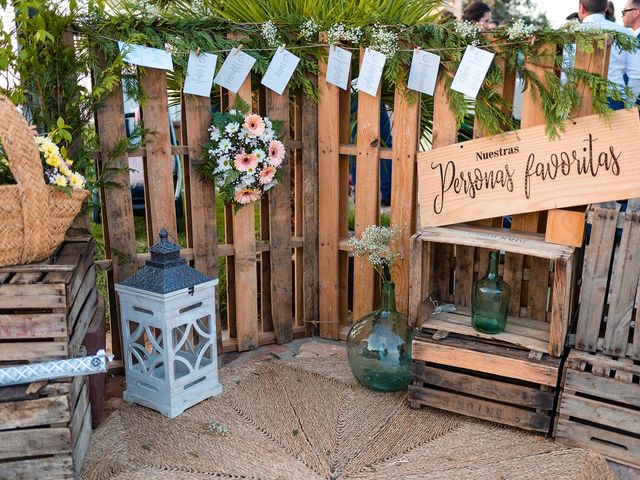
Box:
[576,0,637,109]
[462,1,493,27]
[566,12,580,21]
[487,20,500,30]
[622,0,640,102]
[606,1,616,21]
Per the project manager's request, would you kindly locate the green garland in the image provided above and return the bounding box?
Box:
[74,10,639,139]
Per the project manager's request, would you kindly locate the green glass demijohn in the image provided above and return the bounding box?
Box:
[347,282,414,392]
[471,251,511,334]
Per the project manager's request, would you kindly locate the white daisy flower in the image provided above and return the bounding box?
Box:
[210,128,221,141]
[252,149,266,162]
[219,138,232,152]
[225,122,240,134]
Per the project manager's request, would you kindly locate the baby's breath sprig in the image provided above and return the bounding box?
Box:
[454,20,482,46]
[506,19,537,41]
[260,20,279,48]
[370,25,398,58]
[348,225,404,283]
[300,19,320,41]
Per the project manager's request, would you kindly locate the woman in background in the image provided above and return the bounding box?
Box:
[462,1,493,27]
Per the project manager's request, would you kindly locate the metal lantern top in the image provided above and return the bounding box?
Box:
[117,228,213,294]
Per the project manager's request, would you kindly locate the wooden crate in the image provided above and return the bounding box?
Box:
[0,375,92,479]
[574,200,640,359]
[409,224,577,357]
[0,237,97,363]
[409,331,562,434]
[555,349,640,468]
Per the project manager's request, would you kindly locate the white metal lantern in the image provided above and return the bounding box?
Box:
[115,228,222,417]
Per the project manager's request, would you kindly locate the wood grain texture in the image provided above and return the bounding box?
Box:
[548,258,570,356]
[302,74,319,336]
[94,51,138,359]
[181,94,222,350]
[317,51,341,339]
[140,68,178,243]
[412,335,560,386]
[544,209,586,247]
[602,205,640,357]
[572,40,610,118]
[352,47,381,322]
[266,88,293,343]
[575,205,618,352]
[338,86,351,328]
[390,84,419,314]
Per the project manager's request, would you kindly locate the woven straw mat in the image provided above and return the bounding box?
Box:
[82,357,617,479]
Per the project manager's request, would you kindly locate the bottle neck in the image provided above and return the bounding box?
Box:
[487,252,499,280]
[380,282,396,311]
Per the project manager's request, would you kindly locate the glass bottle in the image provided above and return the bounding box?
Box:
[471,251,511,334]
[346,282,415,392]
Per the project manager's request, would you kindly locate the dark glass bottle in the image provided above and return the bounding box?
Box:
[471,251,511,334]
[346,282,414,392]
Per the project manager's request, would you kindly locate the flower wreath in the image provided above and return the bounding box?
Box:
[201,99,285,206]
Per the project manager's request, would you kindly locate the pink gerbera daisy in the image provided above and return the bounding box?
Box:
[234,188,261,204]
[234,152,259,172]
[243,114,266,137]
[268,140,285,167]
[258,165,277,185]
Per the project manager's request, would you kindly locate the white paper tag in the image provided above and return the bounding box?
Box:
[326,45,352,90]
[355,48,386,97]
[407,49,440,96]
[450,45,495,99]
[118,41,174,71]
[261,47,300,95]
[214,48,256,94]
[183,51,218,97]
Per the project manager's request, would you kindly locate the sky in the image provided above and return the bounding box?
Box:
[535,0,628,27]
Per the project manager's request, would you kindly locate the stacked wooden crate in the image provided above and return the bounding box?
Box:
[408,224,577,434]
[555,201,640,468]
[0,236,98,479]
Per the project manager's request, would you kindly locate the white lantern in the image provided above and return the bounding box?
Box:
[115,228,222,417]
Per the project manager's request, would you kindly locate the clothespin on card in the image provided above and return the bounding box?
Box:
[280,43,286,52]
[234,44,243,55]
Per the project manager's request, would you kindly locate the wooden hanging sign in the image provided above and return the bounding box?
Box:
[417,109,640,227]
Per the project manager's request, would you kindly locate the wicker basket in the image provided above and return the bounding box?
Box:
[0,94,90,267]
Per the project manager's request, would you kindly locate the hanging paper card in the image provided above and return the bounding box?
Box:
[118,41,174,71]
[184,51,218,97]
[214,48,256,94]
[261,47,301,95]
[356,48,386,97]
[451,45,494,99]
[326,46,352,90]
[407,49,440,96]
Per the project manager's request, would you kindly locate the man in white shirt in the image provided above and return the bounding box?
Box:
[622,0,640,101]
[577,0,638,108]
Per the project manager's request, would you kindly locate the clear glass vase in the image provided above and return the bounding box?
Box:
[346,282,414,392]
[471,251,511,334]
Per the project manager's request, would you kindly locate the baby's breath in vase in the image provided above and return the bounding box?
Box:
[346,225,414,392]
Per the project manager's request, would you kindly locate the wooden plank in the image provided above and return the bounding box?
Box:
[0,428,71,460]
[0,283,66,309]
[0,395,70,430]
[224,204,237,338]
[0,456,74,480]
[412,362,555,409]
[556,419,640,467]
[293,92,304,328]
[564,369,640,408]
[0,314,66,339]
[420,225,574,260]
[548,258,570,356]
[603,205,640,357]
[338,83,351,328]
[260,196,273,333]
[390,84,419,314]
[72,404,92,477]
[140,68,178,243]
[408,234,429,327]
[317,47,341,340]
[453,245,474,308]
[302,73,319,335]
[182,93,222,351]
[67,266,97,331]
[545,209,586,247]
[69,384,89,443]
[266,88,293,343]
[94,50,138,360]
[68,290,99,356]
[572,40,610,118]
[424,314,550,352]
[413,336,560,386]
[561,393,640,435]
[568,349,640,375]
[409,385,551,433]
[503,251,524,317]
[0,342,68,362]
[352,47,381,322]
[575,205,618,352]
[339,143,393,160]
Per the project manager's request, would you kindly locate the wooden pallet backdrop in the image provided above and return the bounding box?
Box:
[95,59,319,358]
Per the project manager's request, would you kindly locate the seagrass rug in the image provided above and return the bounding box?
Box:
[81,357,616,479]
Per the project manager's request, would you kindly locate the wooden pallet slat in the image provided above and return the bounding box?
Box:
[352,48,382,322]
[317,47,341,340]
[266,88,294,344]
